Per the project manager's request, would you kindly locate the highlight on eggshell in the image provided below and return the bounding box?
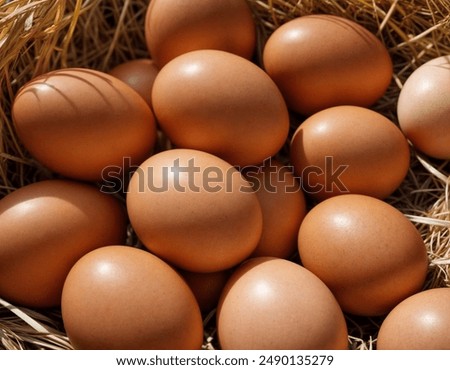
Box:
[151,49,290,167]
[61,245,204,350]
[377,287,450,350]
[0,179,128,308]
[397,55,450,159]
[298,194,429,317]
[11,67,157,182]
[217,257,349,350]
[126,148,264,273]
[145,0,256,68]
[290,105,410,202]
[263,14,393,116]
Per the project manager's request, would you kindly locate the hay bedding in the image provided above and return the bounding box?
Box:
[0,0,450,350]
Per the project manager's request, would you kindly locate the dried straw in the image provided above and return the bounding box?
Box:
[1,0,450,350]
[0,297,71,350]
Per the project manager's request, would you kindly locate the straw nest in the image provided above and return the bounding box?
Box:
[1,0,450,350]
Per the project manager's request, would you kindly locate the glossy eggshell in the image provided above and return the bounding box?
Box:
[12,68,156,181]
[377,288,450,349]
[243,158,307,259]
[298,194,429,316]
[180,269,231,313]
[109,59,159,109]
[397,55,450,159]
[217,257,349,349]
[145,0,256,68]
[126,149,263,273]
[263,15,393,116]
[290,106,410,201]
[61,246,204,349]
[151,50,290,167]
[0,180,127,308]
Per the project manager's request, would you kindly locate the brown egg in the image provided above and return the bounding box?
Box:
[217,257,349,349]
[12,68,156,181]
[180,269,231,313]
[126,149,263,273]
[298,194,428,316]
[0,179,127,308]
[243,158,307,259]
[62,245,203,349]
[263,15,393,116]
[377,288,450,349]
[290,106,410,201]
[145,0,256,68]
[397,55,450,159]
[152,50,289,167]
[109,58,159,109]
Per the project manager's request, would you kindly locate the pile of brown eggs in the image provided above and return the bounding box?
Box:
[2,0,450,350]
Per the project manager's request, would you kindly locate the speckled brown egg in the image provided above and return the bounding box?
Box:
[397,55,450,159]
[0,179,127,308]
[180,269,231,313]
[298,194,428,317]
[151,50,290,167]
[377,288,450,349]
[290,105,410,201]
[126,149,263,273]
[62,245,203,349]
[145,0,256,68]
[263,15,393,116]
[109,58,159,109]
[12,68,156,181]
[217,257,349,349]
[243,158,307,259]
